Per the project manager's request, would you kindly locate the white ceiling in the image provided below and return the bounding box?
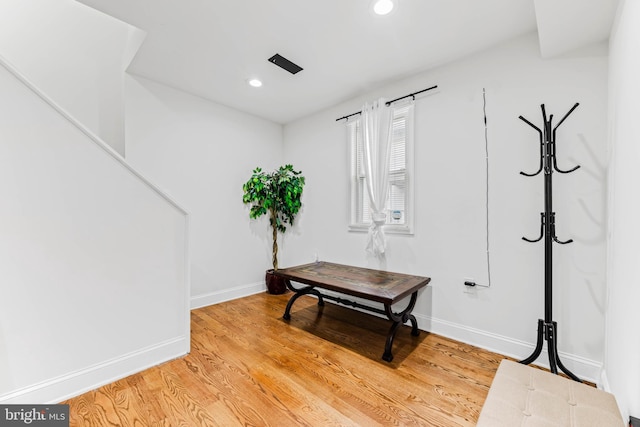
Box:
[534,0,619,58]
[75,0,618,125]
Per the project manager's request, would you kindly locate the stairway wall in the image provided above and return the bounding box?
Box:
[0,49,189,404]
[0,0,146,156]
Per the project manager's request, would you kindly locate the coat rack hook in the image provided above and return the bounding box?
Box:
[553,103,580,132]
[553,236,574,244]
[519,115,541,132]
[519,116,544,176]
[551,103,581,173]
[522,213,545,243]
[550,213,574,244]
[553,156,580,174]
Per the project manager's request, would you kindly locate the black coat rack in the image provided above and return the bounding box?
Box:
[518,103,582,382]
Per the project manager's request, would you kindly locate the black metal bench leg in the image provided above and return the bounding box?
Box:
[383,321,402,362]
[282,285,323,320]
[382,291,419,362]
[409,314,420,337]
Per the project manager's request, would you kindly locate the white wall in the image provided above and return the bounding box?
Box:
[283,33,609,381]
[125,76,284,308]
[605,0,640,420]
[0,60,189,403]
[0,0,145,156]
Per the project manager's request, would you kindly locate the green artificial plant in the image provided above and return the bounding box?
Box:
[242,164,305,270]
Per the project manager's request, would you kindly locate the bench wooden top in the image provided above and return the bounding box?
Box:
[274,261,431,305]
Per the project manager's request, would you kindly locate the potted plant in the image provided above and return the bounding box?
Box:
[242,164,305,294]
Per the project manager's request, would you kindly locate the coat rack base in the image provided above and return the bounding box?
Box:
[519,319,582,382]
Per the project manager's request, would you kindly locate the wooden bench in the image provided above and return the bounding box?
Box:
[273,261,430,362]
[477,359,625,427]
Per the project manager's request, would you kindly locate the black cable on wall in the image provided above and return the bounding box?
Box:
[482,88,492,287]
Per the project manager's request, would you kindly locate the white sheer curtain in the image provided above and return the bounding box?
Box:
[361,98,393,256]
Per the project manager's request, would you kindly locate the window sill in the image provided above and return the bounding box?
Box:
[348,224,414,235]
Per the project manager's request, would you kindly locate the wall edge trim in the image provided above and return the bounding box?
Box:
[0,337,188,404]
[415,313,603,383]
[190,281,266,309]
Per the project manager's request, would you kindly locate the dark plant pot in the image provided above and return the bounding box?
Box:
[265,269,289,295]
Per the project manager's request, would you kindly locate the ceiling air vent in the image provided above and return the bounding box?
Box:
[268,54,303,75]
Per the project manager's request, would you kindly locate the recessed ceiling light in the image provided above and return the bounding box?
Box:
[248,78,263,88]
[373,0,394,15]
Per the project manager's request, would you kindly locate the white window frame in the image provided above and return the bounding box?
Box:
[348,101,415,235]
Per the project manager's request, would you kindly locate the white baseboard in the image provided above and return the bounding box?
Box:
[415,313,603,384]
[190,281,266,309]
[295,291,603,383]
[600,368,611,392]
[292,290,602,383]
[0,337,188,404]
[192,285,604,383]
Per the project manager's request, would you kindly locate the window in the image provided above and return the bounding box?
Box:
[349,102,414,234]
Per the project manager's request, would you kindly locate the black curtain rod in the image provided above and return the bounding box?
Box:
[335,85,438,122]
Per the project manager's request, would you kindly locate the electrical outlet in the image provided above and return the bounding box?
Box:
[463,278,477,295]
[463,284,477,295]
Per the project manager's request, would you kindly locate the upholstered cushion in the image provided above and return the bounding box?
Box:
[477,359,624,427]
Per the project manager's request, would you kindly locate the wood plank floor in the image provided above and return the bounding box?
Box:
[63,292,509,426]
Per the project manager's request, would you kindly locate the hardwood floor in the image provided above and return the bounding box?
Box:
[64,292,508,426]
